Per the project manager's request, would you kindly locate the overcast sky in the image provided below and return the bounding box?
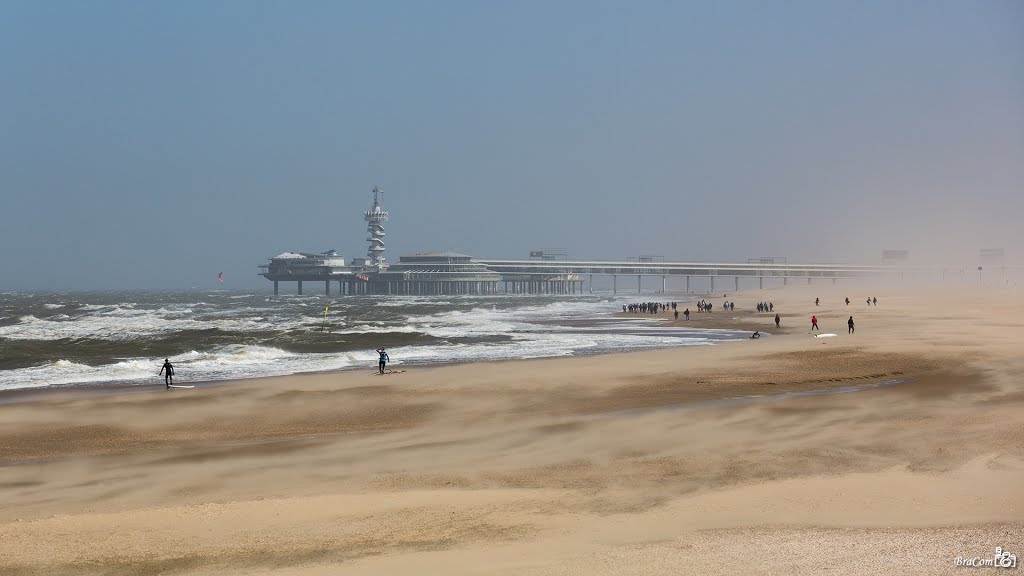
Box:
[1,0,1021,289]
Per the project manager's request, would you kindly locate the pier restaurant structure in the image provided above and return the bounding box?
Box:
[372,252,501,295]
[258,251,503,296]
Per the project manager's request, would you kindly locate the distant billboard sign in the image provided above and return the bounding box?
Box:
[749,257,786,265]
[529,251,544,258]
[882,250,909,261]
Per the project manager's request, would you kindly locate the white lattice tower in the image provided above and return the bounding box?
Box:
[364,186,389,269]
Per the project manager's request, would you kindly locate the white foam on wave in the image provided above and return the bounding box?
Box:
[0,358,156,390]
[0,307,298,341]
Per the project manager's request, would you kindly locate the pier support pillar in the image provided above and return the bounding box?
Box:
[613,275,617,294]
[807,277,811,285]
[274,281,279,296]
[735,276,739,291]
[638,275,642,294]
[297,281,303,295]
[325,281,331,295]
[832,278,837,285]
[759,277,763,290]
[710,276,715,293]
[589,274,593,294]
[686,276,690,293]
[783,277,788,287]
[662,276,667,294]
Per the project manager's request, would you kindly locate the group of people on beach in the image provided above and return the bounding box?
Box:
[756,302,774,313]
[818,296,877,307]
[623,302,676,314]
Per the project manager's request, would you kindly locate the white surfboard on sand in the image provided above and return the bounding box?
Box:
[167,384,195,389]
[814,333,837,338]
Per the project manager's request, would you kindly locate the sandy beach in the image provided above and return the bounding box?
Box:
[2,285,1023,575]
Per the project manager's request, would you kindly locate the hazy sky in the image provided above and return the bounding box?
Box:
[1,0,1021,289]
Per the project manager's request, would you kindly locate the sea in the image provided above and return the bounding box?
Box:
[0,290,746,392]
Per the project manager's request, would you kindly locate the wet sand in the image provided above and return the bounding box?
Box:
[2,285,1023,575]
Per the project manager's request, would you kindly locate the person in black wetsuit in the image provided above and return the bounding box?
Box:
[376,347,390,374]
[159,359,174,388]
[848,316,855,334]
[775,313,780,328]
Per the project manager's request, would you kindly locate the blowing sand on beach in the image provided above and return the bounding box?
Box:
[1,285,1023,575]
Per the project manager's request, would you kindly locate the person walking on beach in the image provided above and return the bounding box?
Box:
[775,313,780,328]
[845,297,850,306]
[872,297,877,306]
[848,316,855,334]
[376,347,389,374]
[811,315,819,331]
[159,358,174,388]
[674,309,679,320]
[684,308,690,320]
[815,297,820,306]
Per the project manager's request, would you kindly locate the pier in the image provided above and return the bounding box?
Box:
[259,186,1009,296]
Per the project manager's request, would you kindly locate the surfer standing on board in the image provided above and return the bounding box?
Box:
[811,315,819,331]
[376,347,389,374]
[159,359,174,388]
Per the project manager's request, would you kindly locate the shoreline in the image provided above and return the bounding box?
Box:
[0,304,768,405]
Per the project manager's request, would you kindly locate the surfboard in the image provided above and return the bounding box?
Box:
[814,333,837,338]
[167,384,195,388]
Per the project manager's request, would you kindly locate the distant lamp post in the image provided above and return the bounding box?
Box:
[978,266,983,286]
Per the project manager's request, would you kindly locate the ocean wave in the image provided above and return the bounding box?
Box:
[0,292,725,391]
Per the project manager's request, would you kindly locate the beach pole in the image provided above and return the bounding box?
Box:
[274,281,279,296]
[298,281,303,295]
[637,275,642,294]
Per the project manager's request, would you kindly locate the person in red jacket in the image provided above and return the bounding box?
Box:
[811,315,819,331]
